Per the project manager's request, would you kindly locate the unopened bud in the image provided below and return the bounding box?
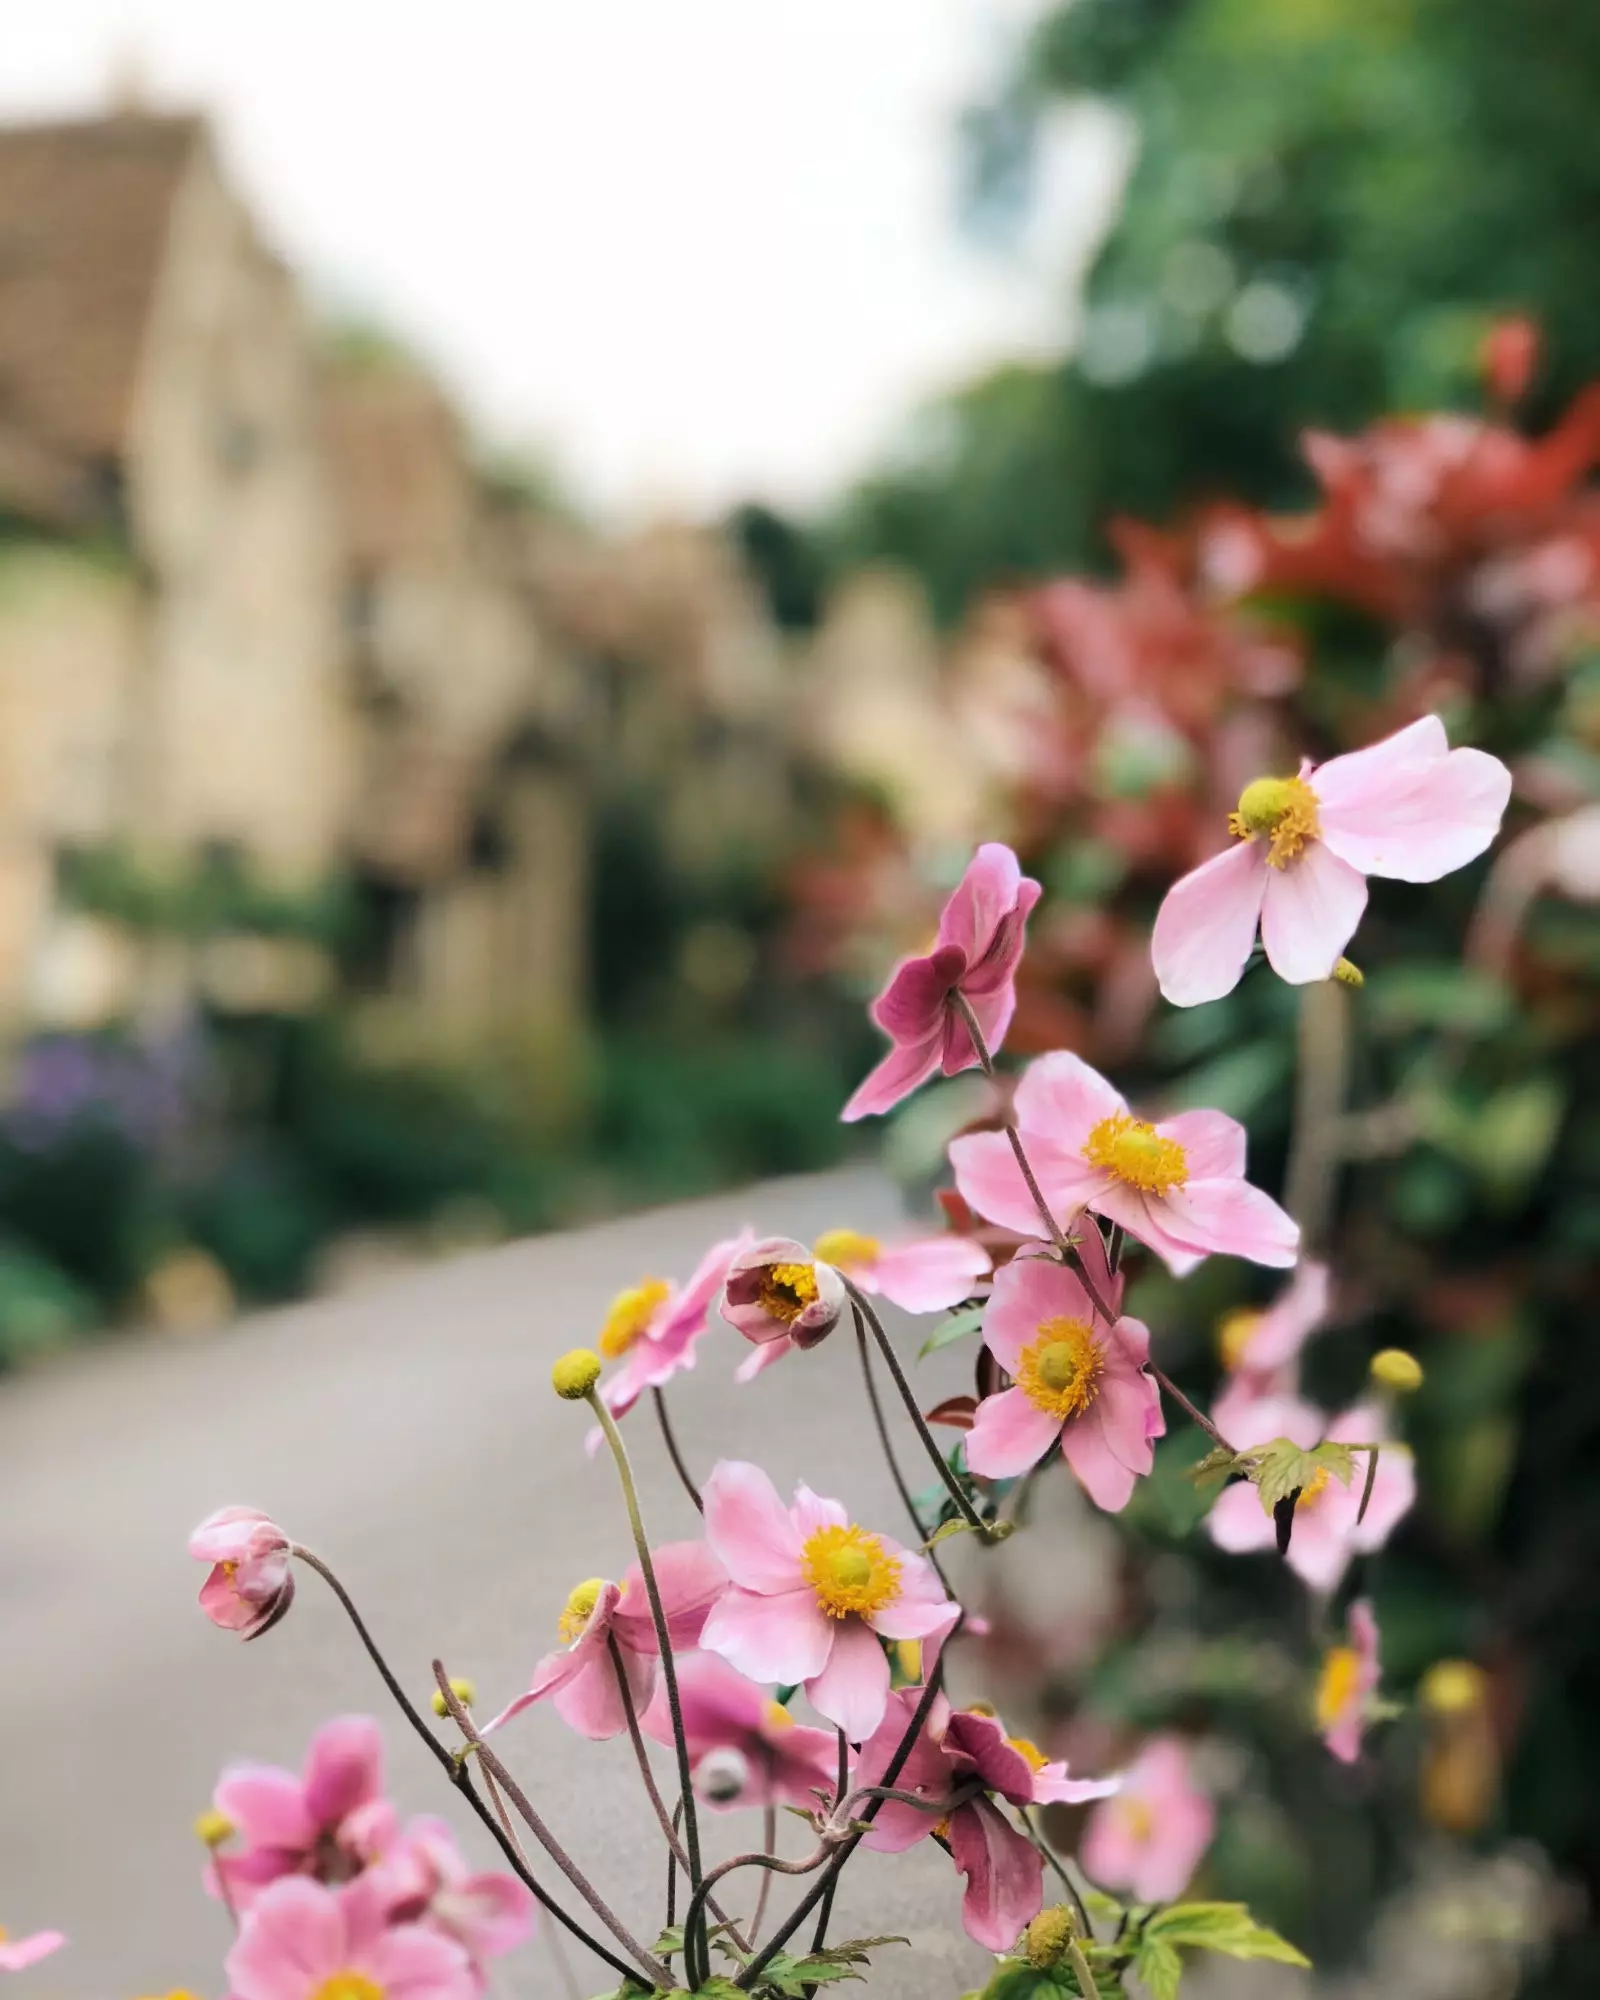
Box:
[1023,1904,1077,1970]
[1370,1347,1424,1393]
[1420,1659,1488,1717]
[551,1348,602,1400]
[431,1676,477,1717]
[1332,957,1364,987]
[697,1747,752,1805]
[193,1807,234,1848]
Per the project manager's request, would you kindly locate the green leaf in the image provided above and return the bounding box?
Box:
[1186,1444,1241,1489]
[1245,1437,1355,1517]
[686,1981,744,1999]
[651,1926,685,1958]
[926,1515,979,1551]
[1134,1936,1184,2000]
[920,1302,986,1358]
[1146,1902,1311,1968]
[969,1967,1074,1999]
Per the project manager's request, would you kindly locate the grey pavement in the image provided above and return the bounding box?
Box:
[0,1168,998,1999]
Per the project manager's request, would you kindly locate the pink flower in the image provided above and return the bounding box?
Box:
[1207,1397,1416,1592]
[857,1693,1116,1952]
[0,1932,65,1973]
[486,1542,726,1742]
[210,1716,398,1911]
[842,843,1042,1121]
[1213,1261,1330,1428]
[1081,1737,1214,1905]
[949,1051,1298,1274]
[379,1817,534,1981]
[721,1238,847,1357]
[1317,1601,1381,1765]
[1152,715,1512,1005]
[963,1239,1164,1512]
[699,1461,959,1740]
[641,1653,838,1810]
[594,1231,755,1423]
[227,1875,472,2000]
[736,1228,991,1383]
[189,1506,295,1639]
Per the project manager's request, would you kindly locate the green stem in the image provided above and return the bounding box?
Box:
[652,1386,703,1512]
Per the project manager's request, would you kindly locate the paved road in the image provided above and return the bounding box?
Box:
[0,1169,997,1999]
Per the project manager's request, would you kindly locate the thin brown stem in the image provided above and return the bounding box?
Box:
[749,1805,777,1946]
[1151,1363,1232,1452]
[1021,1805,1090,1933]
[807,1731,850,1958]
[853,1306,957,1596]
[652,1386,703,1512]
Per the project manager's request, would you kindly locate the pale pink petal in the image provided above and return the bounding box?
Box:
[1206,1481,1277,1555]
[841,1030,944,1123]
[1094,1332,1163,1475]
[804,1615,892,1740]
[701,1584,835,1686]
[0,1934,66,1972]
[981,1252,1093,1371]
[1156,1108,1247,1181]
[948,1797,1045,1952]
[1241,1260,1331,1370]
[870,1549,960,1642]
[702,1461,804,1593]
[1282,1506,1356,1593]
[226,1877,346,1997]
[1318,744,1511,881]
[948,1130,1063,1238]
[371,1920,475,2000]
[1087,1181,1206,1275]
[1032,1763,1121,1806]
[1061,1415,1139,1512]
[790,1484,850,1541]
[1259,842,1368,984]
[1013,1050,1126,1150]
[1152,840,1270,1006]
[870,1237,991,1314]
[1311,717,1448,804]
[1157,1177,1300,1267]
[735,1336,792,1382]
[964,1387,1061,1479]
[214,1765,317,1855]
[612,1541,727,1655]
[552,1646,644,1740]
[303,1715,384,1829]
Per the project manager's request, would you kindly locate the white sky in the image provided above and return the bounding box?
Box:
[0,1,1119,519]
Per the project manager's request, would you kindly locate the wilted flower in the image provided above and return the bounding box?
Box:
[208,1716,397,1911]
[226,1875,473,2000]
[1081,1737,1214,1904]
[641,1653,838,1810]
[720,1238,847,1356]
[1317,1600,1382,1764]
[189,1507,295,1639]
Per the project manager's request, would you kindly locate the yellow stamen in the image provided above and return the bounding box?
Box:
[757,1261,820,1325]
[310,1979,384,2000]
[764,1699,796,1732]
[1216,1307,1262,1373]
[1083,1112,1188,1195]
[1228,773,1321,868]
[1117,1797,1154,1843]
[812,1229,881,1270]
[800,1522,902,1620]
[598,1278,672,1358]
[1008,1735,1050,1774]
[1015,1317,1104,1422]
[558,1577,607,1644]
[1297,1467,1332,1509]
[1420,1660,1488,1716]
[1315,1645,1361,1731]
[193,1807,234,1847]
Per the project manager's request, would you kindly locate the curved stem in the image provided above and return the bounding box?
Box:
[681,1843,833,1974]
[1020,1805,1090,1934]
[652,1386,703,1513]
[433,1664,674,1989]
[853,1306,957,1597]
[749,1805,777,1946]
[290,1548,641,1987]
[1150,1363,1232,1452]
[806,1731,850,1960]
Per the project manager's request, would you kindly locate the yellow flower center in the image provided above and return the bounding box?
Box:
[558,1576,607,1644]
[598,1278,672,1358]
[1216,1308,1263,1373]
[764,1699,796,1732]
[0,1930,7,1944]
[1016,1317,1104,1421]
[1083,1112,1188,1195]
[193,1807,234,1847]
[310,1980,383,2000]
[757,1261,820,1325]
[812,1229,881,1270]
[1008,1735,1050,1774]
[1228,774,1321,868]
[800,1522,902,1621]
[1117,1797,1155,1843]
[1297,1467,1332,1509]
[1315,1645,1362,1730]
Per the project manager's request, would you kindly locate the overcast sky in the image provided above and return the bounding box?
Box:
[1,2,1118,518]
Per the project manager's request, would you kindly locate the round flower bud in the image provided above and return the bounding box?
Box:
[193,1807,234,1848]
[431,1676,477,1717]
[1370,1347,1424,1394]
[1023,1905,1077,1970]
[697,1747,752,1805]
[1333,957,1365,987]
[551,1348,602,1400]
[1420,1659,1488,1716]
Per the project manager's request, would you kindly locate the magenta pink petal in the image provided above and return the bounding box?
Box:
[1061,1414,1139,1512]
[701,1584,835,1686]
[703,1461,804,1592]
[948,1796,1044,1952]
[964,1387,1061,1479]
[840,1031,944,1123]
[302,1715,383,1828]
[214,1765,318,1854]
[935,842,1027,959]
[1151,839,1270,1006]
[1259,841,1368,984]
[226,1876,347,1997]
[804,1614,892,1740]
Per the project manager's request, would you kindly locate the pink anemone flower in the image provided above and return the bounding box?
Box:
[0,1932,65,1973]
[189,1506,295,1639]
[1081,1736,1215,1905]
[720,1237,848,1359]
[485,1542,726,1742]
[842,842,1041,1122]
[593,1230,755,1424]
[1207,1396,1415,1593]
[736,1228,991,1382]
[1152,715,1512,1005]
[1213,1261,1330,1432]
[378,1817,534,1980]
[210,1715,397,1910]
[226,1875,473,2000]
[949,1051,1298,1274]
[699,1461,959,1741]
[1317,1600,1382,1765]
[963,1237,1164,1512]
[641,1653,839,1810]
[857,1693,1117,1952]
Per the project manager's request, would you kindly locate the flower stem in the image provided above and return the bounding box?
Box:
[806,1731,850,1958]
[652,1386,703,1512]
[1284,976,1351,1254]
[854,1305,958,1595]
[749,1805,777,1945]
[1150,1363,1231,1451]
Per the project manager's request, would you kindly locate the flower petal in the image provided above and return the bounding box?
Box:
[982,1254,1092,1372]
[1152,840,1269,1007]
[701,1584,835,1686]
[1014,1050,1126,1151]
[841,1030,944,1123]
[702,1460,804,1593]
[1259,842,1368,984]
[302,1715,384,1830]
[1061,1413,1139,1512]
[1156,1108,1246,1182]
[870,1237,991,1314]
[963,1387,1062,1479]
[948,1797,1044,1953]
[804,1615,891,1740]
[1318,743,1512,881]
[1158,1178,1300,1268]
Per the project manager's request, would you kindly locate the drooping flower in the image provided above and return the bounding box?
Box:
[1207,1397,1416,1592]
[699,1461,958,1740]
[1152,715,1512,1005]
[0,1931,65,1973]
[209,1716,398,1911]
[594,1230,755,1422]
[720,1238,847,1357]
[842,843,1042,1122]
[1317,1600,1382,1765]
[378,1817,535,1983]
[856,1693,1117,1951]
[1081,1737,1214,1905]
[736,1228,991,1382]
[641,1652,839,1811]
[226,1875,473,2000]
[963,1237,1164,1512]
[485,1542,726,1742]
[949,1051,1298,1273]
[189,1506,295,1639]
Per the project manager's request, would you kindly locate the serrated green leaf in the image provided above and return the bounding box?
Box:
[810,1937,910,1962]
[1146,1902,1311,1968]
[1186,1445,1240,1488]
[925,1515,978,1551]
[757,1951,870,1995]
[1246,1437,1355,1516]
[970,1967,1074,1999]
[920,1303,986,1358]
[686,1981,743,1999]
[1134,1936,1184,2000]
